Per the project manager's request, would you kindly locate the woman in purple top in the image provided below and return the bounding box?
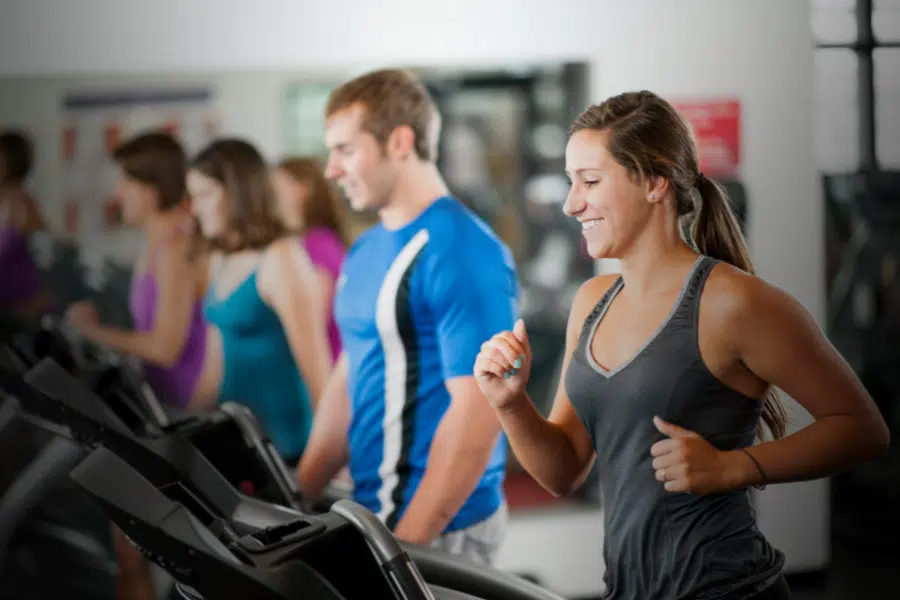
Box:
[0,129,50,321]
[271,156,350,362]
[65,131,209,600]
[66,131,207,409]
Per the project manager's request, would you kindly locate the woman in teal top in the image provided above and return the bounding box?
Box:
[187,138,333,463]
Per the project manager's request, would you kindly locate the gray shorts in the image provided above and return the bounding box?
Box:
[429,502,508,566]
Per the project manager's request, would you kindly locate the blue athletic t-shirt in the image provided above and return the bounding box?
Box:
[334,196,519,533]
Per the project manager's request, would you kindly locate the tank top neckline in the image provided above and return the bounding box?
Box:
[208,252,264,305]
[585,254,706,379]
[132,219,193,282]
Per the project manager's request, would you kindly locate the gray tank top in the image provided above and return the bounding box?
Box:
[565,256,785,600]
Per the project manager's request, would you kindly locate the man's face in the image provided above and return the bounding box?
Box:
[323,103,398,213]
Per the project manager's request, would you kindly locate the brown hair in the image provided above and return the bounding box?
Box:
[0,129,34,184]
[112,131,187,211]
[570,91,788,442]
[276,156,351,246]
[325,68,441,162]
[190,138,288,253]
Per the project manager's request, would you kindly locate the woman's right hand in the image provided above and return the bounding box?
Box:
[475,319,532,412]
[65,300,100,333]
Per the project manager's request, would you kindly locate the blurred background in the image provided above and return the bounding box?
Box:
[0,1,898,598]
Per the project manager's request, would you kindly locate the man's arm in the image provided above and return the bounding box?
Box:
[296,353,351,502]
[393,375,502,543]
[393,241,518,544]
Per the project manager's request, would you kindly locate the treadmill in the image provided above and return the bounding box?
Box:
[5,356,564,600]
[0,350,116,600]
[7,316,316,509]
[72,445,480,600]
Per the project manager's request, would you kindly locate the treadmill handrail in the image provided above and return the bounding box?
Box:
[330,498,566,600]
[218,402,302,509]
[71,447,355,600]
[0,394,18,433]
[402,544,566,600]
[330,499,404,563]
[27,316,170,429]
[23,358,133,438]
[14,360,249,523]
[331,499,436,600]
[0,436,86,572]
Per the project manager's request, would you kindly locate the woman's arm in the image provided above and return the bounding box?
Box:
[2,190,45,234]
[21,193,46,234]
[74,242,198,368]
[314,266,336,327]
[484,277,614,497]
[725,270,890,488]
[259,238,333,410]
[303,228,343,331]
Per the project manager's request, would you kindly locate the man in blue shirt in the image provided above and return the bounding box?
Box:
[296,68,520,565]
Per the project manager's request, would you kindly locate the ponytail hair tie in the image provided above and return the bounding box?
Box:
[694,171,705,187]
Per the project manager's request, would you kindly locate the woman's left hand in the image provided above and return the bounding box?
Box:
[650,416,745,494]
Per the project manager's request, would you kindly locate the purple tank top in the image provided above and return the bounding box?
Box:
[302,227,346,362]
[0,226,43,309]
[129,248,207,408]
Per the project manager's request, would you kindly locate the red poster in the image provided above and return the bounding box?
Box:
[672,99,741,178]
[62,127,77,162]
[64,200,78,234]
[103,195,122,230]
[163,119,180,136]
[104,123,121,153]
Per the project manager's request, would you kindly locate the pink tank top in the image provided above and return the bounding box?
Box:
[302,227,346,362]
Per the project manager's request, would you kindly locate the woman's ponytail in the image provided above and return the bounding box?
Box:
[692,174,788,441]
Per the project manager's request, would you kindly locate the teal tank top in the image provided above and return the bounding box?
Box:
[202,269,312,462]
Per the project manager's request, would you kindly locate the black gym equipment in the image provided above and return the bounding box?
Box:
[0,353,117,600]
[0,318,307,599]
[6,316,317,510]
[6,358,307,535]
[2,337,564,600]
[71,445,479,600]
[6,315,171,433]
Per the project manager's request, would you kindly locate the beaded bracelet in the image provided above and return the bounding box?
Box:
[740,448,768,491]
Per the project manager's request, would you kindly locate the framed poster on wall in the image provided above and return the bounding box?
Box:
[61,87,219,261]
[671,98,742,179]
[672,97,748,233]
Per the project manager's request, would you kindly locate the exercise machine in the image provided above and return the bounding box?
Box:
[72,445,479,600]
[0,355,117,599]
[6,316,320,510]
[3,353,563,600]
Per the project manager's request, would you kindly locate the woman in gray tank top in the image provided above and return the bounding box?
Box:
[474,91,890,600]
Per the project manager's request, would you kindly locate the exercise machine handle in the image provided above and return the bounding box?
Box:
[219,402,302,510]
[330,499,436,600]
[0,392,18,433]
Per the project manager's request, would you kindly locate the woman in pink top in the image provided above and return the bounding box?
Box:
[271,156,350,362]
